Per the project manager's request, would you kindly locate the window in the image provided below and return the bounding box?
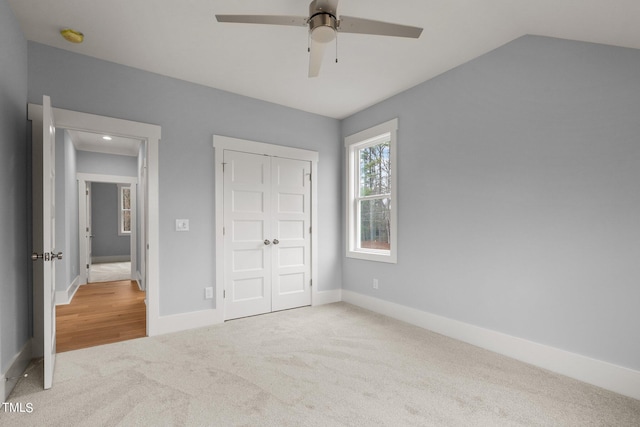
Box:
[345,118,397,263]
[118,185,131,235]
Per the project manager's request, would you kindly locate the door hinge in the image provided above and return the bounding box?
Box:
[86,227,89,232]
[223,226,226,235]
[309,226,312,234]
[310,279,312,287]
[223,290,226,299]
[86,264,89,269]
[222,162,227,172]
[86,189,89,195]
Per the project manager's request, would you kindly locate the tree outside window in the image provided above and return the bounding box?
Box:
[358,141,391,250]
[119,185,131,235]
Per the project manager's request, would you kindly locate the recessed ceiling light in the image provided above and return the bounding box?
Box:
[60,28,84,44]
[102,136,112,141]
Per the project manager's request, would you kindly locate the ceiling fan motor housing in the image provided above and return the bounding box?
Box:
[308,0,338,43]
[309,13,337,43]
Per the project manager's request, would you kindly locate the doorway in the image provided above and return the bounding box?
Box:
[77,173,139,287]
[28,101,161,379]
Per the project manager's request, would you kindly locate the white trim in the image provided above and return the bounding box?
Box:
[55,275,80,306]
[29,103,160,339]
[344,118,398,264]
[76,173,137,185]
[213,135,319,162]
[213,135,319,322]
[1,339,32,401]
[154,309,222,335]
[312,289,342,306]
[342,290,640,400]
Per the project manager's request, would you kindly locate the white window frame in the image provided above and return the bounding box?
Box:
[345,118,398,263]
[118,184,132,236]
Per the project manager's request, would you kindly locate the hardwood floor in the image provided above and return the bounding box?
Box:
[56,280,146,353]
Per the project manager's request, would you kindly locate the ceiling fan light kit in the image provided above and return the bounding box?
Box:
[309,13,337,44]
[216,0,422,78]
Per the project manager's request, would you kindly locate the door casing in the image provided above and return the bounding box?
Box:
[29,103,161,344]
[213,135,319,321]
[77,174,138,286]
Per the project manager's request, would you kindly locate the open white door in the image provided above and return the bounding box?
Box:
[31,95,59,389]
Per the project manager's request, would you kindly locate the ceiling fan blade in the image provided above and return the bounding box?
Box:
[308,39,327,78]
[216,15,308,27]
[338,16,423,38]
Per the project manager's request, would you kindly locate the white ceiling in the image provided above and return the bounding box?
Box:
[68,130,141,157]
[8,0,640,119]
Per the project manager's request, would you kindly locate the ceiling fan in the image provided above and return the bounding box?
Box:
[216,0,423,78]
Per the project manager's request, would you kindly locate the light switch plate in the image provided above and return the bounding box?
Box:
[176,219,189,231]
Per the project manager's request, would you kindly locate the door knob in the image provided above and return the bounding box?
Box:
[31,252,43,261]
[264,239,271,245]
[51,252,63,261]
[272,239,280,245]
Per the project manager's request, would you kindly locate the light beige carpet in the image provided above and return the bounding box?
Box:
[89,262,131,283]
[3,303,639,426]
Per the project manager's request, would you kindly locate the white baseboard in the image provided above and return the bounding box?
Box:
[134,270,144,291]
[55,275,80,305]
[313,289,342,306]
[92,255,131,264]
[341,290,640,401]
[153,309,223,336]
[1,339,32,401]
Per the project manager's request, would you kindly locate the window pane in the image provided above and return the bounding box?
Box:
[359,198,391,250]
[122,188,131,209]
[359,141,390,197]
[123,210,131,232]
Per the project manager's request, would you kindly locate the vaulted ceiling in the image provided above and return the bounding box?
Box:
[8,0,640,119]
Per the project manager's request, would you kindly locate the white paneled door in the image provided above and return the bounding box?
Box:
[39,96,58,389]
[224,150,311,320]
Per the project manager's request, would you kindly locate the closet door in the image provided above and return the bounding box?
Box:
[271,157,312,311]
[223,150,312,320]
[224,150,272,320]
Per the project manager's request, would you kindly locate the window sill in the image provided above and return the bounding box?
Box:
[346,250,397,264]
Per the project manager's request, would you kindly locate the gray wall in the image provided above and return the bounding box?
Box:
[77,150,138,177]
[0,0,29,387]
[54,129,79,293]
[28,42,343,316]
[91,182,131,259]
[136,142,146,288]
[65,132,79,285]
[342,35,640,371]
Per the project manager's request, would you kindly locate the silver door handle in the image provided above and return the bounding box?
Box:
[264,239,271,245]
[272,239,279,245]
[51,252,63,261]
[31,252,43,261]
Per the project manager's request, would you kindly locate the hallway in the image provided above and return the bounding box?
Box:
[56,280,146,353]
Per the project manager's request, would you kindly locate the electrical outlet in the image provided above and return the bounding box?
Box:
[373,278,379,289]
[205,287,213,299]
